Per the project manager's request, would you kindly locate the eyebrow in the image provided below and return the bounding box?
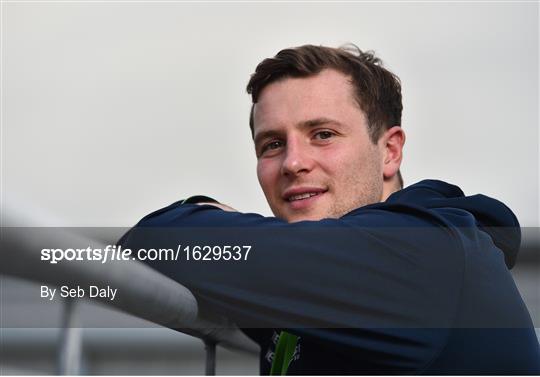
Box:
[300,117,344,129]
[254,117,344,146]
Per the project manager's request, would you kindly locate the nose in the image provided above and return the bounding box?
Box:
[280,138,314,177]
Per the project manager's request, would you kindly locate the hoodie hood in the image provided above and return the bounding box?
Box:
[387,180,521,269]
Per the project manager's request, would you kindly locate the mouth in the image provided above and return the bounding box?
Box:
[282,188,328,210]
[287,191,325,202]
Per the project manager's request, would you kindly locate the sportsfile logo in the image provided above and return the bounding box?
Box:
[40,245,134,264]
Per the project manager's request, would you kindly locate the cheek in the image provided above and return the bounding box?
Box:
[257,160,278,194]
[319,146,359,177]
[331,146,379,185]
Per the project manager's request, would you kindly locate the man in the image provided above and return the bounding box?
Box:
[120,45,540,374]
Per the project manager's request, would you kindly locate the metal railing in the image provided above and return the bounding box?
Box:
[0,204,259,375]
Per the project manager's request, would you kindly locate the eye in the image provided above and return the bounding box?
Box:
[264,140,283,151]
[314,131,334,140]
[260,140,284,155]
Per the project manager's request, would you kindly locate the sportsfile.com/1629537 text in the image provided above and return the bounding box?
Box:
[40,245,252,264]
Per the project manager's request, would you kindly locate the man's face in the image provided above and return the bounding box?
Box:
[253,69,385,222]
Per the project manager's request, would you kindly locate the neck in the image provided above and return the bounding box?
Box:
[381,178,400,202]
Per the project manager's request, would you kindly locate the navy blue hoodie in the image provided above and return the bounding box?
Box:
[120,180,540,374]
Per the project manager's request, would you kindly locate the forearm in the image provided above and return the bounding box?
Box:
[118,201,462,329]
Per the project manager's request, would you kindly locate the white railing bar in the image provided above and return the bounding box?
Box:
[57,299,82,375]
[1,204,259,356]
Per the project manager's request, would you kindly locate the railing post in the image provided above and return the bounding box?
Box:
[204,339,216,375]
[58,298,82,375]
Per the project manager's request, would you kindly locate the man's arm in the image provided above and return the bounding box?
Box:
[119,200,464,330]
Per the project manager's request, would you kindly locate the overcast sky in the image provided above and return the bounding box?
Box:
[2,1,538,227]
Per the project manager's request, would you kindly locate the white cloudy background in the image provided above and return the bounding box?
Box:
[2,1,538,227]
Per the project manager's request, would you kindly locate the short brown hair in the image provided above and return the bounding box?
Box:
[246,44,404,187]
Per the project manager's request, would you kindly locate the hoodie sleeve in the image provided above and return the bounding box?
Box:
[118,201,465,331]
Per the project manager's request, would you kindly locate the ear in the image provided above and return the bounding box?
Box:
[380,126,405,180]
